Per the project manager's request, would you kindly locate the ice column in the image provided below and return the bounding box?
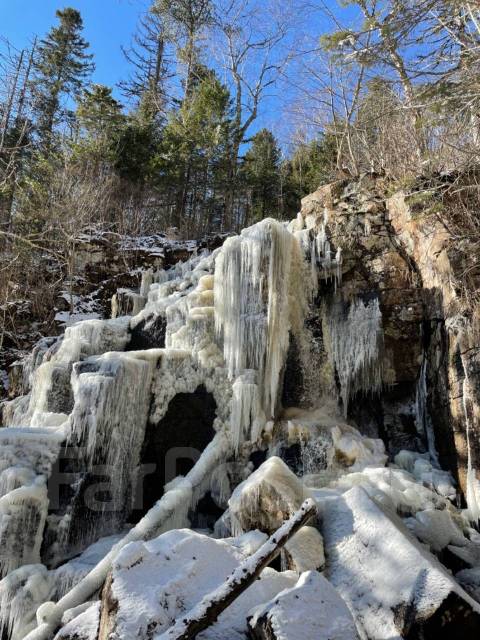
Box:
[214,218,305,420]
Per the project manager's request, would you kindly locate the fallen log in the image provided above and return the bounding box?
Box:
[158,498,317,640]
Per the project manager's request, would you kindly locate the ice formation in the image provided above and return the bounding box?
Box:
[463,374,480,524]
[415,357,439,464]
[328,298,383,415]
[214,219,305,419]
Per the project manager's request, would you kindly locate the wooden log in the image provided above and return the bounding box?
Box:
[158,498,317,640]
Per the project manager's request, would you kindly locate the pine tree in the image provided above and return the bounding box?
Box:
[155,0,213,97]
[74,84,125,166]
[160,65,231,231]
[32,8,94,146]
[242,129,281,222]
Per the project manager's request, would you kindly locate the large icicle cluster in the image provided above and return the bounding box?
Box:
[214,219,306,421]
[327,298,383,415]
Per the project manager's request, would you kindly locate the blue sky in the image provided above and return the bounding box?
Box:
[1,0,146,100]
[0,0,358,145]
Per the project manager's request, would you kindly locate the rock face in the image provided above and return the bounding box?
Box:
[387,189,480,504]
[292,173,480,505]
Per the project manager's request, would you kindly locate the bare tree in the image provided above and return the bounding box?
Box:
[120,9,171,117]
[213,0,294,228]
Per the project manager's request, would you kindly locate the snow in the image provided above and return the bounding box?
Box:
[284,526,325,572]
[89,528,297,640]
[23,434,231,640]
[229,457,311,535]
[321,486,480,639]
[3,211,478,640]
[158,499,315,639]
[248,570,359,640]
[409,508,467,551]
[53,602,100,640]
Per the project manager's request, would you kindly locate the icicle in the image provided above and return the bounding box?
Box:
[230,372,265,453]
[214,218,306,419]
[62,350,158,547]
[335,247,343,286]
[463,373,480,524]
[310,238,318,298]
[415,358,439,465]
[139,269,154,298]
[0,478,49,578]
[328,298,384,416]
[0,565,55,640]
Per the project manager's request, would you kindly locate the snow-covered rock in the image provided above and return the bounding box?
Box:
[321,486,480,639]
[228,457,311,535]
[248,570,360,640]
[283,526,325,572]
[410,508,467,552]
[95,528,297,640]
[54,602,100,640]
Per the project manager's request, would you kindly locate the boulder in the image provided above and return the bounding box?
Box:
[321,486,480,639]
[456,568,480,603]
[283,526,325,572]
[54,602,100,640]
[248,570,360,640]
[228,457,311,534]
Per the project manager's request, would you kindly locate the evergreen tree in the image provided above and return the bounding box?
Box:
[279,134,338,218]
[74,84,125,166]
[155,0,213,96]
[160,65,231,230]
[32,8,94,146]
[242,129,281,221]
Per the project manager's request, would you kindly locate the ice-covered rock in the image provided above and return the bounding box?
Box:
[228,457,311,535]
[0,564,55,640]
[248,570,360,640]
[331,465,447,516]
[410,508,467,552]
[321,486,480,639]
[456,568,480,603]
[54,602,100,640]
